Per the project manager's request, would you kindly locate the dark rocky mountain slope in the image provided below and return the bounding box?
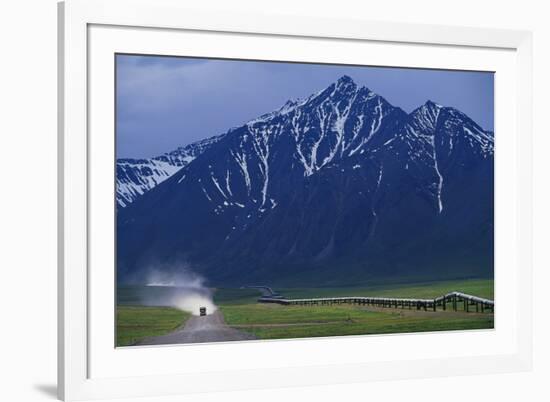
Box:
[117,76,494,286]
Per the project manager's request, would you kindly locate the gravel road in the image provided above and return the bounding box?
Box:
[137,310,256,346]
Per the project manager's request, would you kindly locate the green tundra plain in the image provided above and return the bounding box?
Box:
[116,278,494,346]
[116,305,191,346]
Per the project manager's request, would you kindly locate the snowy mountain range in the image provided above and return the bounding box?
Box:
[116,135,223,207]
[117,75,494,286]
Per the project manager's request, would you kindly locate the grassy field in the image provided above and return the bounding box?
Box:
[216,279,494,340]
[115,279,494,345]
[116,305,191,346]
[220,304,493,340]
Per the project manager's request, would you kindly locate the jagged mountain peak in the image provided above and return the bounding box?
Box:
[337,74,354,84]
[246,76,391,130]
[233,78,404,179]
[248,77,385,127]
[410,100,443,131]
[333,74,358,92]
[117,76,494,285]
[424,99,443,109]
[411,101,492,132]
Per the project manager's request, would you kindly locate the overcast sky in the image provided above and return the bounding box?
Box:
[116,54,494,159]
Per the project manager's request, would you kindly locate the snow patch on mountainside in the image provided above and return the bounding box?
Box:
[117,159,182,208]
[116,135,224,207]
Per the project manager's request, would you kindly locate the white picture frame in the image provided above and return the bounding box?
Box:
[58,0,533,400]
